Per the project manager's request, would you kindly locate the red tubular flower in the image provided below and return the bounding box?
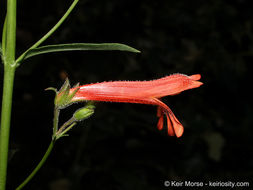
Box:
[70,74,203,137]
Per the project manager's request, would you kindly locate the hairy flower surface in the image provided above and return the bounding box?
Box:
[69,74,203,137]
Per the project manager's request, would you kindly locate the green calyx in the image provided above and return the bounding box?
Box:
[73,105,95,121]
[56,79,79,109]
[46,78,80,109]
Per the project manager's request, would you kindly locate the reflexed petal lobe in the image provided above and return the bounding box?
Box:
[157,116,164,131]
[165,114,175,136]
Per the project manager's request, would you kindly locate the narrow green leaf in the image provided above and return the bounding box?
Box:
[22,43,140,60]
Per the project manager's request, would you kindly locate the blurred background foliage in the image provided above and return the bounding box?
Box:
[1,0,253,189]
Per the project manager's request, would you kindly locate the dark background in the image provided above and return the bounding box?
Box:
[1,0,253,189]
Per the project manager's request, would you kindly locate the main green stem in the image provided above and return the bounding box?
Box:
[0,0,16,189]
[0,66,16,190]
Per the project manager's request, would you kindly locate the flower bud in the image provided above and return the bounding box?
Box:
[73,105,95,121]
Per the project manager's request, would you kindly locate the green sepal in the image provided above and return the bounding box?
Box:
[55,86,70,108]
[58,78,70,93]
[50,78,80,109]
[45,87,57,93]
[67,83,80,102]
